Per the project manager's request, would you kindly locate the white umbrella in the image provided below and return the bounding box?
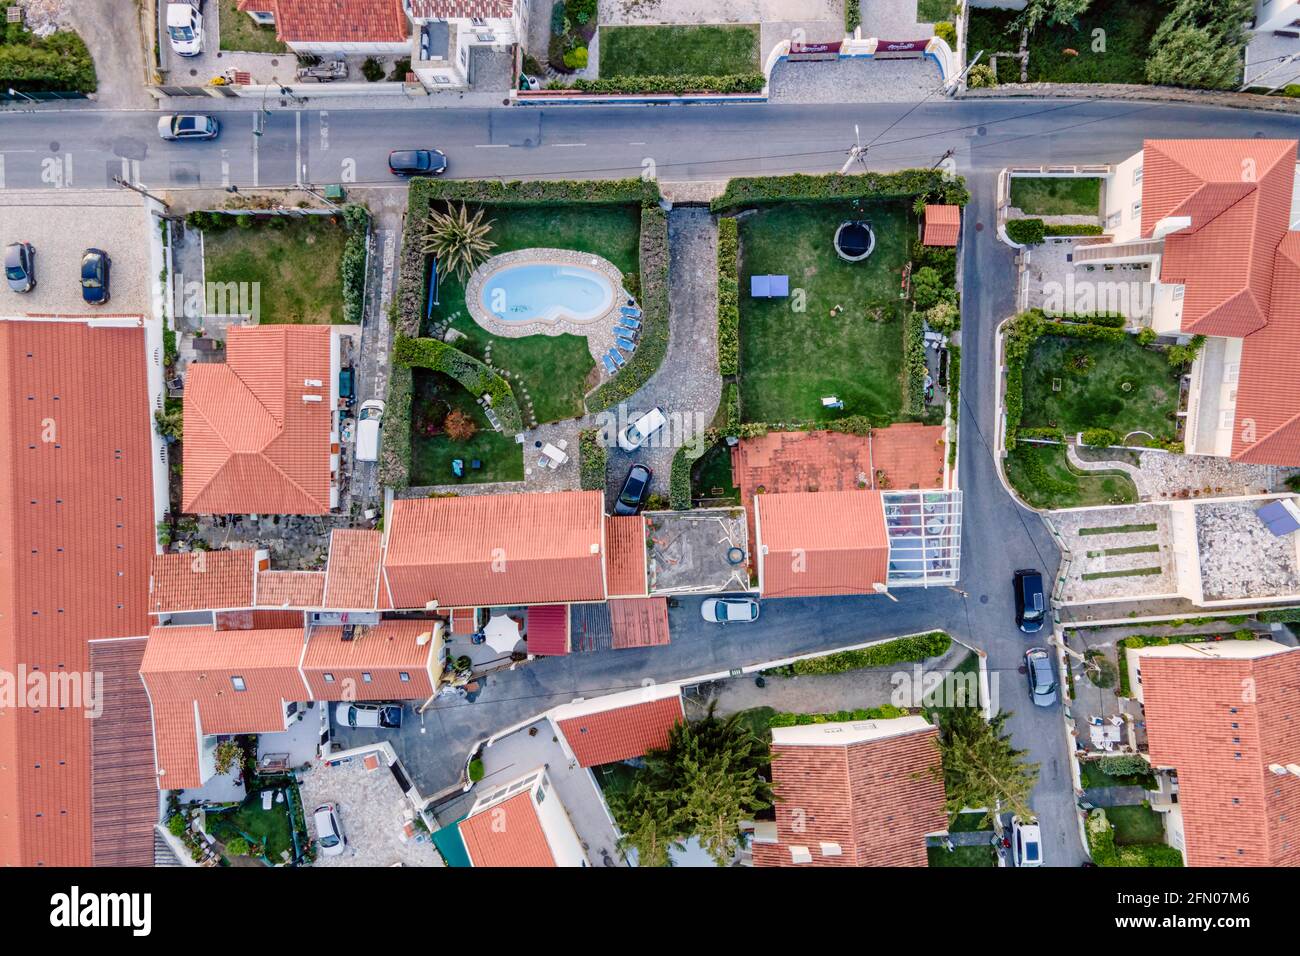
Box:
[483,614,521,654]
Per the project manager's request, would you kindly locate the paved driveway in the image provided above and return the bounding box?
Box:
[65,0,154,110]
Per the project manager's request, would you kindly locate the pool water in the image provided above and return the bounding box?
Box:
[481,263,614,323]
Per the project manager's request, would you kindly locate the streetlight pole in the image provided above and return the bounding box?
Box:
[872,582,899,603]
[7,87,37,104]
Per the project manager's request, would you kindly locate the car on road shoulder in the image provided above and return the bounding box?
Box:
[335,702,403,729]
[1024,646,1058,708]
[313,803,346,857]
[388,149,447,176]
[354,399,385,463]
[158,114,220,141]
[617,406,667,452]
[5,242,35,293]
[613,463,652,515]
[1011,815,1043,868]
[80,249,110,304]
[701,597,760,624]
[165,2,203,57]
[1013,568,1046,633]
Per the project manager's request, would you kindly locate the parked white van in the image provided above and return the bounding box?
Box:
[354,399,385,463]
[618,406,667,452]
[166,3,204,57]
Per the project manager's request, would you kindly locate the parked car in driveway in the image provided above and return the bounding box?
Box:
[4,242,35,293]
[165,2,203,57]
[354,399,385,462]
[158,114,220,141]
[80,249,110,304]
[617,406,667,452]
[1011,815,1042,868]
[313,803,346,857]
[388,149,447,176]
[1024,647,1058,707]
[1013,568,1046,633]
[701,597,760,624]
[335,702,402,729]
[613,463,652,515]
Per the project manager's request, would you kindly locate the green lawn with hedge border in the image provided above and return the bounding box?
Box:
[409,369,524,486]
[599,24,760,78]
[1009,177,1101,216]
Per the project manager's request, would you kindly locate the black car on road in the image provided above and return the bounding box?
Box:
[1013,568,1046,633]
[614,463,652,516]
[388,149,447,176]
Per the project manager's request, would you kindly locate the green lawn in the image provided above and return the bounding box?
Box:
[207,794,294,862]
[1079,761,1157,791]
[424,203,639,424]
[1021,335,1179,441]
[1005,442,1138,510]
[917,0,961,22]
[927,844,997,867]
[598,24,760,78]
[1009,177,1101,216]
[219,0,288,53]
[204,217,347,324]
[949,810,992,833]
[967,0,1161,84]
[736,201,915,425]
[409,370,524,486]
[691,441,740,504]
[1107,804,1166,845]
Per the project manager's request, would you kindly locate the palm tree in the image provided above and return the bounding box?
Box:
[421,202,496,282]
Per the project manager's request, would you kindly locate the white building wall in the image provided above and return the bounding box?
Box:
[1103,151,1146,243]
[532,771,588,867]
[1255,0,1300,31]
[287,40,410,56]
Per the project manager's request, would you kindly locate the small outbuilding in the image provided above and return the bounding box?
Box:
[923,204,960,247]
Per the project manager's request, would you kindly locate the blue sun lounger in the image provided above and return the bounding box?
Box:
[615,334,637,352]
[608,348,626,368]
[620,306,642,319]
[618,316,641,331]
[602,353,617,375]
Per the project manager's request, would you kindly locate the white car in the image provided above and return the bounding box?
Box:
[1011,815,1042,868]
[700,597,760,624]
[617,406,667,452]
[335,702,402,729]
[166,3,203,57]
[354,399,385,463]
[313,803,345,857]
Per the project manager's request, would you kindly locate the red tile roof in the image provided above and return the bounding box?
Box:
[0,321,155,867]
[525,604,570,656]
[557,694,683,767]
[604,516,648,597]
[1234,232,1300,464]
[755,490,889,598]
[323,529,383,609]
[256,570,326,608]
[753,718,947,867]
[1140,644,1300,866]
[149,549,258,613]
[459,790,556,867]
[409,0,514,19]
[923,204,960,247]
[239,0,410,43]
[382,491,606,608]
[608,597,671,649]
[301,619,436,699]
[183,325,335,515]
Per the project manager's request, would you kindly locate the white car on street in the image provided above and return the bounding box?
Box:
[1011,815,1042,868]
[700,597,760,624]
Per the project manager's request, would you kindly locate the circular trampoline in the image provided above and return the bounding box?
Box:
[834,221,876,262]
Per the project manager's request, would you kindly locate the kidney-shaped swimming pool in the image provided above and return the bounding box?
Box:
[481,262,615,324]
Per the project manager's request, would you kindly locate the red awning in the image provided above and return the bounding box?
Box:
[525,604,570,656]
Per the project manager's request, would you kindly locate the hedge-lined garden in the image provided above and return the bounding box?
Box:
[788,631,952,676]
[717,217,740,377]
[393,337,522,432]
[579,427,607,492]
[711,169,969,213]
[0,23,96,93]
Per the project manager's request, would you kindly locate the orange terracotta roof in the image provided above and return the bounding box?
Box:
[1233,233,1300,464]
[183,325,334,515]
[239,0,410,43]
[383,491,606,608]
[149,550,257,613]
[459,791,556,867]
[1141,645,1300,866]
[923,204,960,246]
[409,0,514,18]
[256,570,326,608]
[604,516,648,597]
[323,529,383,609]
[557,695,683,767]
[301,619,435,699]
[755,490,889,598]
[608,596,671,648]
[0,321,155,867]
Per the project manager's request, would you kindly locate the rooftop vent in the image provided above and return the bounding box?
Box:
[303,394,323,403]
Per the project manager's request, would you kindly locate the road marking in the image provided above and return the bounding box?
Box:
[252,114,260,186]
[0,154,5,189]
[120,157,130,183]
[474,143,510,148]
[220,149,230,188]
[319,110,329,150]
[550,143,586,147]
[132,158,141,186]
[628,142,647,146]
[64,152,72,187]
[295,111,302,187]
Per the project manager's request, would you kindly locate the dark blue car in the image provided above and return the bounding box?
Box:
[80,248,110,304]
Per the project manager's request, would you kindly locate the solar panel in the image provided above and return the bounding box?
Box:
[1257,500,1300,536]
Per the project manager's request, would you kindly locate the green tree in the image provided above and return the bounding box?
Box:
[911,266,945,309]
[936,706,1039,826]
[1145,0,1251,90]
[154,403,183,442]
[225,836,251,857]
[421,202,497,282]
[1016,0,1093,33]
[609,783,682,868]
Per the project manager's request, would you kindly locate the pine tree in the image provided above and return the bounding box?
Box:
[609,783,681,868]
[936,706,1039,826]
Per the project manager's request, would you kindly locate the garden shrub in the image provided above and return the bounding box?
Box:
[563,46,589,70]
[1080,428,1122,448]
[934,21,957,47]
[1087,809,1182,867]
[394,336,523,433]
[1086,651,1119,688]
[567,0,596,24]
[926,300,960,335]
[579,428,607,491]
[910,266,944,309]
[711,169,969,212]
[1005,218,1046,245]
[1098,755,1150,777]
[166,814,188,837]
[1019,426,1064,442]
[1257,607,1300,623]
[966,64,996,88]
[469,758,485,783]
[571,74,766,94]
[911,242,957,285]
[1007,444,1075,498]
[1145,0,1251,91]
[1136,327,1157,346]
[361,57,385,82]
[846,0,861,32]
[769,704,906,728]
[550,1,566,34]
[0,25,97,93]
[791,632,951,676]
[670,438,710,510]
[903,310,929,418]
[1044,222,1105,237]
[1166,334,1205,369]
[717,217,740,376]
[340,204,370,324]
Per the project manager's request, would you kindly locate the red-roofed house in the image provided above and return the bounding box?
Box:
[754,490,890,598]
[923,204,960,246]
[752,715,947,867]
[183,324,340,515]
[553,685,684,767]
[149,549,260,615]
[1088,139,1300,464]
[1130,640,1300,866]
[407,1,529,90]
[457,766,586,867]
[236,0,411,53]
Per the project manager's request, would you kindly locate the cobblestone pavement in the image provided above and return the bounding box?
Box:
[299,758,441,867]
[769,57,943,104]
[1068,444,1300,501]
[857,0,932,38]
[1023,238,1152,321]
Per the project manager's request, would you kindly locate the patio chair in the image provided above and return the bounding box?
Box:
[620,306,642,318]
[609,348,626,369]
[471,459,482,470]
[602,353,617,375]
[615,334,637,352]
[452,459,464,478]
[618,316,641,331]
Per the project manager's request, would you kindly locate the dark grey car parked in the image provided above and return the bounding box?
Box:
[4,242,35,293]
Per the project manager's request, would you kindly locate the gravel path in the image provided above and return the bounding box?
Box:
[769,56,943,103]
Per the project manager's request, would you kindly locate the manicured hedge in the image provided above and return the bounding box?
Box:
[407,177,657,210]
[711,169,970,212]
[579,427,607,491]
[1087,809,1182,867]
[393,336,523,433]
[669,438,709,510]
[1257,607,1300,623]
[571,73,766,94]
[379,364,413,489]
[769,704,908,728]
[1080,428,1123,448]
[1044,312,1126,327]
[721,381,741,435]
[717,217,740,377]
[946,344,960,467]
[0,26,97,93]
[846,0,862,32]
[587,204,671,411]
[790,632,951,676]
[340,204,370,324]
[1005,218,1046,245]
[1045,223,1106,237]
[904,310,928,418]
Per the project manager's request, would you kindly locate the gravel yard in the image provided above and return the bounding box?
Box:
[769,56,943,103]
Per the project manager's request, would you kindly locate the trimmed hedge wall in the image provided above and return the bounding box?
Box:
[946,344,960,467]
[1046,222,1106,237]
[393,336,523,433]
[717,217,740,377]
[379,364,413,489]
[710,169,970,213]
[790,632,951,676]
[903,309,928,418]
[406,177,657,209]
[579,428,607,491]
[340,204,370,325]
[571,73,766,94]
[769,704,907,728]
[1005,218,1045,245]
[669,438,710,510]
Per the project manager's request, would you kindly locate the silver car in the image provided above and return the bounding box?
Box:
[5,242,35,293]
[313,803,345,857]
[701,598,760,624]
[1025,647,1058,707]
[158,114,220,141]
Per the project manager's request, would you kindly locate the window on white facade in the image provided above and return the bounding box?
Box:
[1106,212,1122,229]
[1133,167,1143,185]
[1221,410,1235,430]
[1172,286,1185,300]
[1225,363,1239,384]
[1132,200,1142,219]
